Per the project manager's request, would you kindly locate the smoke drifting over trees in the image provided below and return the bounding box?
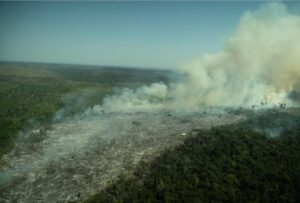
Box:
[173,3,300,108]
[102,3,300,111]
[1,2,300,202]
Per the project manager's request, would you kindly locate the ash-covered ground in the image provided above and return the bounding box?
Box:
[1,1,300,202]
[0,109,244,202]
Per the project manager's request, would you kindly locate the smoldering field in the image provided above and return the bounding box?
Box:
[1,2,300,202]
[0,107,245,202]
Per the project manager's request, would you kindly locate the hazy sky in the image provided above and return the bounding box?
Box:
[0,1,296,69]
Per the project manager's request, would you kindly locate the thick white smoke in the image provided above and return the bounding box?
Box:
[1,2,300,202]
[172,2,300,108]
[101,2,300,111]
[102,83,168,112]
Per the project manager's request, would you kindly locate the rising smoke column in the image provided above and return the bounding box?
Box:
[170,2,300,109]
[6,4,298,113]
[99,3,300,112]
[1,3,299,201]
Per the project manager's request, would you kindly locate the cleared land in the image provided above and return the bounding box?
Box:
[0,63,299,202]
[0,62,170,157]
[87,109,300,203]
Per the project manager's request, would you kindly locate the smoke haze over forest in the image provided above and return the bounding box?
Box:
[1,1,300,202]
[90,3,300,111]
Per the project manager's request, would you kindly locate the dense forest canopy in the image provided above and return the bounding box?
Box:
[87,110,300,202]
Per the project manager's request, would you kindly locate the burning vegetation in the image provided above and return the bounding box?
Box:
[1,2,300,203]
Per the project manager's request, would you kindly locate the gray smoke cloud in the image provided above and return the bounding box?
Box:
[172,2,300,108]
[98,2,300,111]
[1,2,300,202]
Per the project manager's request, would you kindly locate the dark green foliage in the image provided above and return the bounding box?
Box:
[49,66,170,85]
[0,77,71,157]
[87,126,300,203]
[0,62,170,158]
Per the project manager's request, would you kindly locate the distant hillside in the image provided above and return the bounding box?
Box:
[0,62,171,158]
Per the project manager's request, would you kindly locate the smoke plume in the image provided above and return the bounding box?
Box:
[101,2,300,111]
[171,2,300,108]
[1,2,300,202]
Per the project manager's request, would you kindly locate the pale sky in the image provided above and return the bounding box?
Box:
[0,1,296,69]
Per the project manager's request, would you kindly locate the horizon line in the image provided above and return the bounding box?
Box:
[0,60,172,71]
